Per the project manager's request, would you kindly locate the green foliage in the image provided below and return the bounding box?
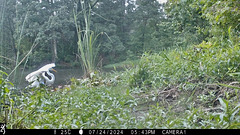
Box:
[140,99,240,128]
[130,0,165,54]
[129,57,151,89]
[165,0,209,47]
[93,0,127,63]
[0,71,17,128]
[174,0,240,44]
[129,41,240,89]
[216,98,240,128]
[199,0,240,41]
[0,79,137,129]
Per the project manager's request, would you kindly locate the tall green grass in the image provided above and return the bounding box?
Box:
[0,0,9,70]
[73,0,101,76]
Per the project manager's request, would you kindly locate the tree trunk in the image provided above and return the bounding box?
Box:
[50,0,57,63]
[52,36,58,62]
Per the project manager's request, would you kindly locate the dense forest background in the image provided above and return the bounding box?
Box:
[0,0,239,79]
[1,0,235,69]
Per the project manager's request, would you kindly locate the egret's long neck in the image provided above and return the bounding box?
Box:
[42,71,55,82]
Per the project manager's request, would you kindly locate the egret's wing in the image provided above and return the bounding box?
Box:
[25,70,42,82]
[38,63,55,71]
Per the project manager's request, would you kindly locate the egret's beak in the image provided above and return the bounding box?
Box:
[51,68,57,72]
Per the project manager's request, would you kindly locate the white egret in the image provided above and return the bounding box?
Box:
[25,63,57,88]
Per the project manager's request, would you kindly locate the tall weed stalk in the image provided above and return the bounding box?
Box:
[12,7,29,84]
[0,0,7,69]
[73,1,100,76]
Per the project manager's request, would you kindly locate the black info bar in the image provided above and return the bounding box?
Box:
[1,128,240,135]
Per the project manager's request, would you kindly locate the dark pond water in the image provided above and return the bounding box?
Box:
[10,68,84,89]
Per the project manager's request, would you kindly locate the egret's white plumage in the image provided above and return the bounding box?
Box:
[42,71,55,86]
[26,63,57,88]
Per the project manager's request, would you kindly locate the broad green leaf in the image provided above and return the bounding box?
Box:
[219,98,228,111]
[126,89,130,96]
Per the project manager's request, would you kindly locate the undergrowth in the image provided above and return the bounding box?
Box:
[127,40,240,128]
[1,40,240,129]
[129,41,240,89]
